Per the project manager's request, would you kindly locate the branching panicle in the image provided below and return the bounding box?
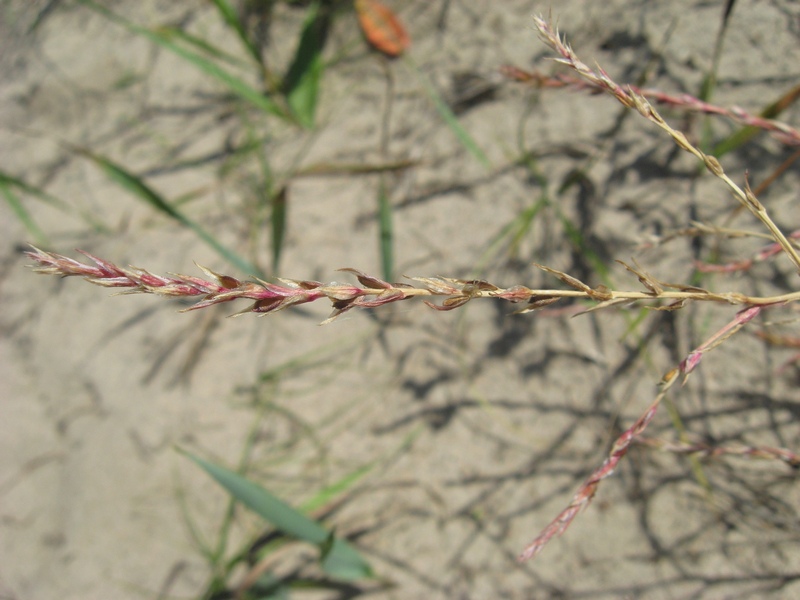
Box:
[532,15,800,275]
[22,13,800,568]
[501,66,800,147]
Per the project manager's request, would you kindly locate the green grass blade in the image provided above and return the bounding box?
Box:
[79,149,185,221]
[697,0,736,153]
[0,171,67,210]
[711,125,761,157]
[556,171,612,283]
[473,197,547,275]
[77,0,288,120]
[0,170,72,244]
[284,1,327,128]
[404,57,490,169]
[257,334,371,384]
[157,25,251,68]
[77,148,262,276]
[210,0,264,67]
[271,186,288,273]
[712,83,800,157]
[0,170,110,233]
[558,210,610,283]
[377,180,393,281]
[181,450,373,581]
[1,182,48,245]
[151,27,285,118]
[300,463,374,514]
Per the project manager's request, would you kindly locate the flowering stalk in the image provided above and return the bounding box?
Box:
[636,437,800,468]
[25,247,800,323]
[518,303,774,562]
[695,229,800,274]
[500,66,800,147]
[678,305,763,377]
[30,242,786,561]
[518,368,679,562]
[511,15,800,562]
[531,15,800,276]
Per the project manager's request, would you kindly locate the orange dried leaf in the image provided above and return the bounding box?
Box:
[355,0,410,58]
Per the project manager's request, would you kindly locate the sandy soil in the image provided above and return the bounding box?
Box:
[2,1,800,598]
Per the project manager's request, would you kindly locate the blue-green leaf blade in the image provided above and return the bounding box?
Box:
[377,181,393,281]
[77,148,262,276]
[271,186,288,273]
[210,0,264,67]
[404,57,490,169]
[284,1,327,128]
[77,0,287,120]
[0,181,48,245]
[183,451,373,580]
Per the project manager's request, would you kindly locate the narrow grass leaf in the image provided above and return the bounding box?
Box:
[77,148,183,221]
[556,171,611,283]
[247,572,288,600]
[1,182,48,245]
[697,0,735,153]
[157,25,251,69]
[271,186,288,273]
[0,170,75,244]
[182,451,373,580]
[475,197,547,273]
[148,27,285,119]
[294,158,419,177]
[405,58,490,169]
[377,179,394,281]
[0,171,67,210]
[210,0,263,66]
[77,0,288,120]
[284,1,327,128]
[0,170,109,233]
[77,148,261,276]
[559,211,610,283]
[713,125,763,158]
[713,83,800,157]
[300,463,374,514]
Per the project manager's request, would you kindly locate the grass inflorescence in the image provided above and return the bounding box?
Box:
[22,8,800,576]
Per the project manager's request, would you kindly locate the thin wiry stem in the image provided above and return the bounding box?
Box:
[500,66,800,147]
[518,304,766,562]
[636,437,800,468]
[518,369,680,562]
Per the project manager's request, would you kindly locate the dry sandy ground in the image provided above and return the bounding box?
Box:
[2,1,800,598]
